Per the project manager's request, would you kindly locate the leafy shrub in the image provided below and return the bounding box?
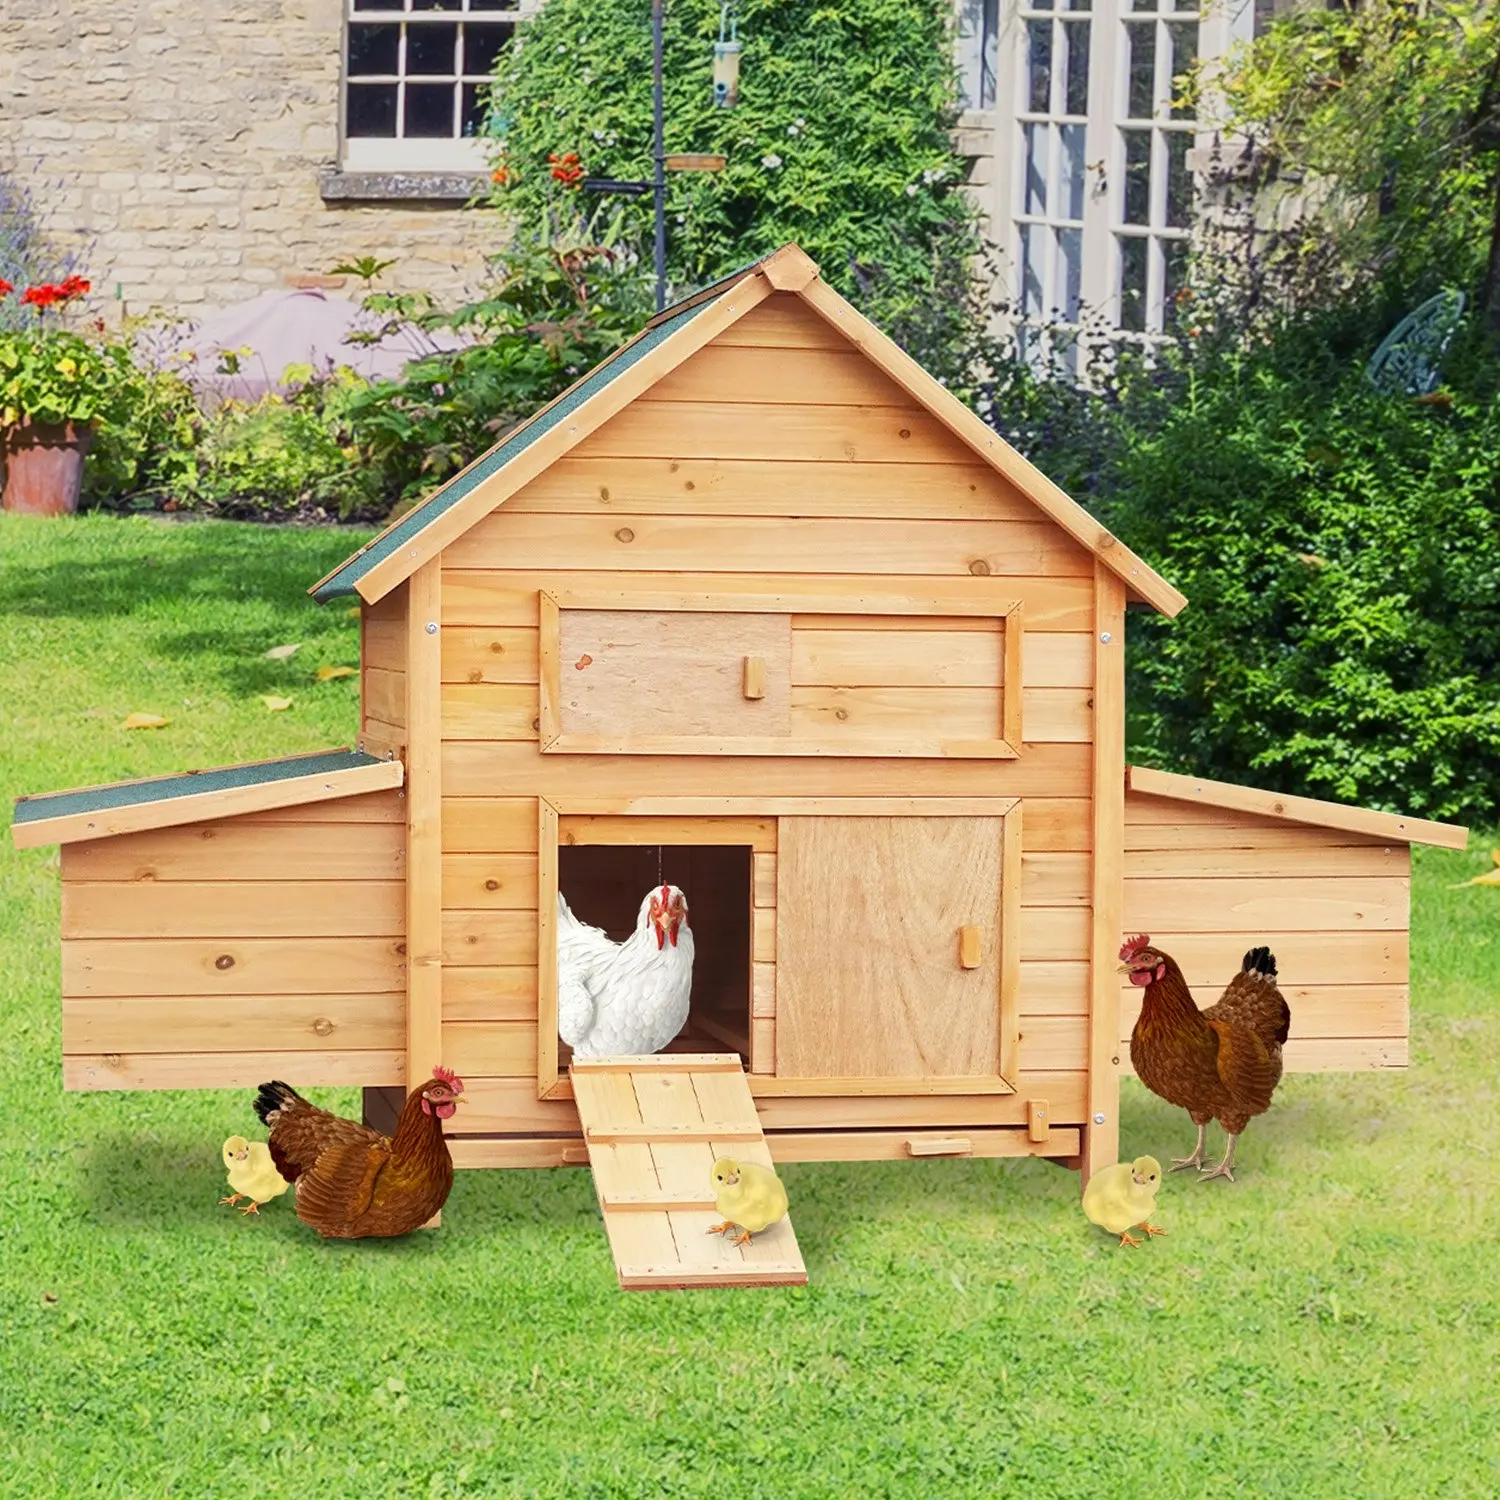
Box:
[985,306,1500,822]
[487,0,984,375]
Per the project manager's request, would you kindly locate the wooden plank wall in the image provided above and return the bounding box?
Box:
[58,790,407,1089]
[362,582,408,757]
[1122,792,1412,1071]
[434,294,1097,1151]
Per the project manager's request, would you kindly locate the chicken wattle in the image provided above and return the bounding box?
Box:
[557,883,695,1058]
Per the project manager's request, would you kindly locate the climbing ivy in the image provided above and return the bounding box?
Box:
[485,0,986,375]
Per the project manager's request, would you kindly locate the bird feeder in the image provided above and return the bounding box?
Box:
[713,6,742,108]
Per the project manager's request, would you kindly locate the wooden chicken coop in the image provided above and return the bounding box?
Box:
[12,244,1467,1287]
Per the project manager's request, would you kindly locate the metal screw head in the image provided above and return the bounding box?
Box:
[1099,631,1113,644]
[425,621,438,634]
[1093,1112,1106,1125]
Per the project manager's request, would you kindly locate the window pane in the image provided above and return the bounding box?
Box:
[1062,20,1090,116]
[1059,123,1086,220]
[1024,122,1049,215]
[1030,0,1055,9]
[1021,222,1047,318]
[1125,22,1155,119]
[348,23,401,76]
[461,81,488,135]
[1122,129,1151,225]
[462,21,514,75]
[1167,22,1198,118]
[347,82,399,136]
[1027,20,1052,113]
[1066,0,1091,11]
[411,0,460,9]
[468,0,523,9]
[1118,235,1147,332]
[405,81,457,136]
[1166,131,1193,227]
[956,0,1000,111]
[407,21,458,75]
[1057,226,1083,320]
[353,0,403,10]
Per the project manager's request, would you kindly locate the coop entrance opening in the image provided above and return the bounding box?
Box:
[555,842,753,1076]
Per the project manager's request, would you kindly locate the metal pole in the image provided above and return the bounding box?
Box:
[652,0,666,312]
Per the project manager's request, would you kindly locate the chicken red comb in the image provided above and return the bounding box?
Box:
[1119,934,1151,962]
[432,1064,465,1093]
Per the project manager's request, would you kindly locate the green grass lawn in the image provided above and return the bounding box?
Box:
[2,514,1498,1497]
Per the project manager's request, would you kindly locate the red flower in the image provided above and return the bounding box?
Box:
[0,279,12,299]
[547,151,583,187]
[21,285,60,308]
[20,276,90,310]
[58,275,91,299]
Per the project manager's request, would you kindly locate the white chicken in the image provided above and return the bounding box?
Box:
[557,883,695,1058]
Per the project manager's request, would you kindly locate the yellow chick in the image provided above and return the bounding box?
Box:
[707,1156,788,1247]
[220,1136,290,1217]
[1082,1155,1166,1248]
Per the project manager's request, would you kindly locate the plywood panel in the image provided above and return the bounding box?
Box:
[441,854,539,909]
[444,740,1094,798]
[442,798,538,853]
[557,609,792,738]
[776,816,1004,1080]
[442,570,1096,632]
[1124,877,1409,932]
[62,993,404,1053]
[61,819,404,883]
[443,516,1092,579]
[62,937,406,997]
[62,881,404,939]
[441,627,540,685]
[505,456,1036,521]
[441,910,538,967]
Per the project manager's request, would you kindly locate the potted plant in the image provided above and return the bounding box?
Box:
[0,275,131,515]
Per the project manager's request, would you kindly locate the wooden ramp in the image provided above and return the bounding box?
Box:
[569,1054,808,1291]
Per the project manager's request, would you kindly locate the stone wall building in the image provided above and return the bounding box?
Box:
[0,0,532,321]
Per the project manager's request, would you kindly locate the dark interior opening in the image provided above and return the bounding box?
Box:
[557,843,752,1070]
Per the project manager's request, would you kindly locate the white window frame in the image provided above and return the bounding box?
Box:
[340,0,542,174]
[980,0,1253,373]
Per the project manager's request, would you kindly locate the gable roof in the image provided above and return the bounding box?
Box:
[1126,766,1468,850]
[310,244,1187,616]
[11,748,403,849]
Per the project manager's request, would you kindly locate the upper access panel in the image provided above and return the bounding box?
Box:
[538,589,1024,758]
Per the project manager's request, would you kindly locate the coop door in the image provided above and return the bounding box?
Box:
[774,812,1020,1092]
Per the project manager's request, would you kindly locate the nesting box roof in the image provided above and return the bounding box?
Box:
[309,244,1187,616]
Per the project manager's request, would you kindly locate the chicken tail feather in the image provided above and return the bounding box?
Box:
[253,1079,303,1129]
[1241,946,1277,981]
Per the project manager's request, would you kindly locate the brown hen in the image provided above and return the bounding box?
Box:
[251,1068,463,1238]
[1123,937,1290,1182]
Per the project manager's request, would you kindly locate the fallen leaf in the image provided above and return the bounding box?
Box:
[42,1291,57,1304]
[315,665,356,682]
[121,712,169,730]
[264,643,301,660]
[259,695,293,712]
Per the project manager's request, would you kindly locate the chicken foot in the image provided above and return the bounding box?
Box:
[239,1201,262,1216]
[1117,1231,1143,1248]
[1197,1134,1239,1184]
[218,1194,243,1207]
[1169,1123,1208,1173]
[706,1221,736,1237]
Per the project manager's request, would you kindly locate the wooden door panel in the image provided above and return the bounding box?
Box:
[775,816,1005,1082]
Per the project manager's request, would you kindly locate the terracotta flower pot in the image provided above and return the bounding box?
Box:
[1,419,94,516]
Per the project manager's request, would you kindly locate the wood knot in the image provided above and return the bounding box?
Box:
[104,1053,122,1067]
[199,828,215,840]
[1272,801,1285,815]
[968,559,992,576]
[214,954,235,971]
[531,717,540,732]
[489,640,506,654]
[668,461,679,472]
[615,527,635,543]
[313,1017,334,1037]
[574,654,592,670]
[835,708,849,721]
[598,485,610,501]
[395,942,407,956]
[467,670,482,683]
[684,480,695,491]
[898,427,911,439]
[485,878,500,891]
